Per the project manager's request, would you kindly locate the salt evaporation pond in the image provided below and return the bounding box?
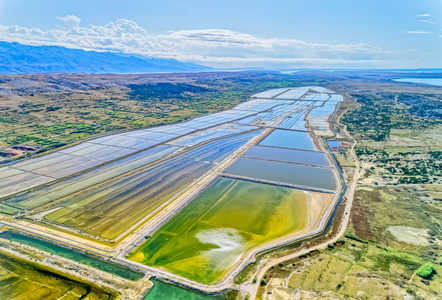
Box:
[129,177,309,284]
[244,146,331,167]
[259,129,318,151]
[224,157,337,191]
[42,132,260,241]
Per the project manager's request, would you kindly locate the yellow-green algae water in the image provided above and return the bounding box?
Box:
[129,177,308,284]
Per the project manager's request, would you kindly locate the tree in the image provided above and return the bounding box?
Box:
[416,263,435,278]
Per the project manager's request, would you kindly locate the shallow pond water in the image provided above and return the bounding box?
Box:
[328,141,341,148]
[259,129,317,151]
[244,146,331,166]
[129,177,308,284]
[144,279,238,300]
[144,280,210,300]
[224,157,337,191]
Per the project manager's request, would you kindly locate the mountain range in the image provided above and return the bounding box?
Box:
[0,41,211,74]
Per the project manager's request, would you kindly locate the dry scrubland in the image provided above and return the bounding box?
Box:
[257,238,442,300]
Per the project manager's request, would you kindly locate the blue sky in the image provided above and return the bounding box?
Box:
[0,0,441,68]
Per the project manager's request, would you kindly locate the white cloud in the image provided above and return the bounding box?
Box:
[0,16,384,68]
[420,19,437,24]
[406,31,430,34]
[159,29,383,67]
[161,29,275,50]
[418,14,431,17]
[0,18,168,57]
[56,15,81,28]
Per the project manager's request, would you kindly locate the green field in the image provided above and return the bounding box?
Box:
[129,177,309,284]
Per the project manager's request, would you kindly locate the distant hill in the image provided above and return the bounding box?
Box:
[0,41,211,74]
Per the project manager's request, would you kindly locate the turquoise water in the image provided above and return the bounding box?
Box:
[259,129,317,151]
[394,78,442,86]
[144,279,236,300]
[224,157,337,191]
[328,141,341,148]
[0,231,144,281]
[244,146,331,166]
[144,280,210,300]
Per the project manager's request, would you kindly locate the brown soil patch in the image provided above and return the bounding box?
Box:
[351,190,374,240]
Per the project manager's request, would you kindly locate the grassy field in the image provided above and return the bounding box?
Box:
[258,236,441,300]
[0,252,118,300]
[350,186,441,250]
[129,177,311,284]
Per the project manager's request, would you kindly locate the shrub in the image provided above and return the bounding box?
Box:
[345,234,368,244]
[336,281,345,290]
[337,239,345,245]
[260,279,267,286]
[416,263,435,278]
